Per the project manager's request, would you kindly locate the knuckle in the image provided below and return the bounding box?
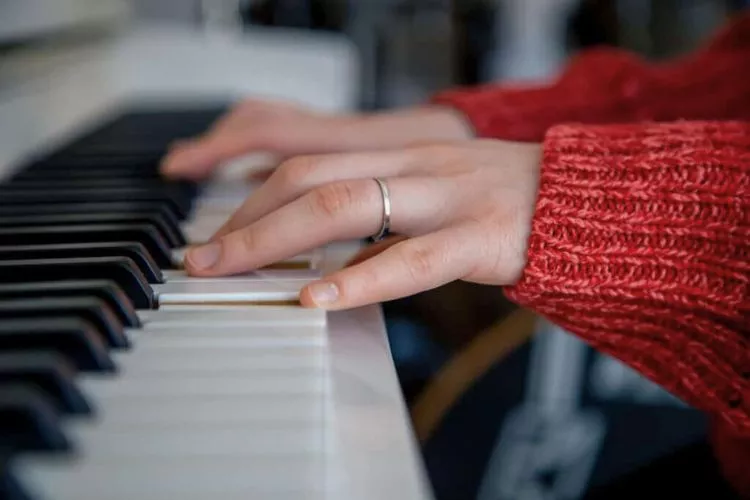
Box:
[239,228,258,254]
[277,156,319,185]
[308,182,356,219]
[416,143,454,160]
[399,244,439,282]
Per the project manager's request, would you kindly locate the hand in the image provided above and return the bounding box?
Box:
[160,98,473,180]
[183,139,543,310]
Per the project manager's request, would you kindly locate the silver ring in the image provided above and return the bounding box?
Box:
[372,178,391,241]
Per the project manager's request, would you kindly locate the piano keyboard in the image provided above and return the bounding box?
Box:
[0,105,341,500]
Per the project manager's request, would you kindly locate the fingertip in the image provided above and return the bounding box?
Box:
[160,140,192,173]
[160,143,213,179]
[297,287,318,308]
[302,281,341,309]
[183,242,222,275]
[159,153,188,178]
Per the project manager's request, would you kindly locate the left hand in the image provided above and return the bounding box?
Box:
[183,140,542,310]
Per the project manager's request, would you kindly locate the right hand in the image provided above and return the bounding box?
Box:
[160,98,474,180]
[181,138,543,309]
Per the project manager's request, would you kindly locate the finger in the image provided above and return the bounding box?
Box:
[245,167,276,182]
[344,234,408,267]
[161,118,346,180]
[242,153,289,183]
[206,99,285,135]
[204,105,250,135]
[299,226,481,309]
[160,106,250,173]
[184,177,445,276]
[211,150,420,240]
[160,129,277,180]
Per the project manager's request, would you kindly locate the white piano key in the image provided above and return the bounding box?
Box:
[183,221,230,243]
[198,177,259,194]
[64,423,328,457]
[153,279,305,304]
[162,268,321,282]
[134,324,326,337]
[127,324,326,346]
[171,247,321,268]
[73,394,325,426]
[15,456,328,500]
[78,374,326,398]
[138,306,326,326]
[124,333,324,349]
[193,196,247,212]
[109,346,326,372]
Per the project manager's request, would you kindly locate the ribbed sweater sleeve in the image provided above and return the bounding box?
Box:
[504,121,750,435]
[430,12,750,141]
[430,12,750,496]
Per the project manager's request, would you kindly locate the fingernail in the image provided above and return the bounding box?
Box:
[186,242,221,270]
[307,281,339,306]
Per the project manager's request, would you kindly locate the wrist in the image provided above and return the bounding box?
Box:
[506,141,543,283]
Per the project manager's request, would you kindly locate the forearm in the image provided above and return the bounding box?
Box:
[505,120,750,434]
[432,12,750,141]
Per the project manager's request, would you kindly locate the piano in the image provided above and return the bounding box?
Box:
[0,16,432,500]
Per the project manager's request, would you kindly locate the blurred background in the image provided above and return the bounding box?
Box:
[1,1,746,499]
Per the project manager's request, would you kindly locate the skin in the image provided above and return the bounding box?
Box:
[161,100,542,310]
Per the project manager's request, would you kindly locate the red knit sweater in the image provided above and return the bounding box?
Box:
[433,12,750,497]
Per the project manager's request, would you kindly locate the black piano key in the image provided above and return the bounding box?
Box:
[0,187,190,220]
[0,199,173,218]
[0,200,182,227]
[6,178,199,208]
[0,243,163,284]
[57,142,169,156]
[0,318,114,373]
[0,298,129,350]
[0,225,174,268]
[0,202,182,239]
[0,183,196,217]
[6,174,194,189]
[0,258,155,309]
[26,155,163,173]
[0,384,70,452]
[35,106,225,161]
[0,453,33,500]
[0,352,91,415]
[11,166,164,181]
[65,107,225,143]
[0,213,184,249]
[0,281,140,328]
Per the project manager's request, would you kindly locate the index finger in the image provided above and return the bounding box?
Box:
[160,130,278,180]
[183,179,385,276]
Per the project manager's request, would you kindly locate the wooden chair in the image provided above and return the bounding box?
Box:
[411,306,539,442]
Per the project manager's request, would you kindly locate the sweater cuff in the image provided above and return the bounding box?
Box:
[505,121,750,434]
